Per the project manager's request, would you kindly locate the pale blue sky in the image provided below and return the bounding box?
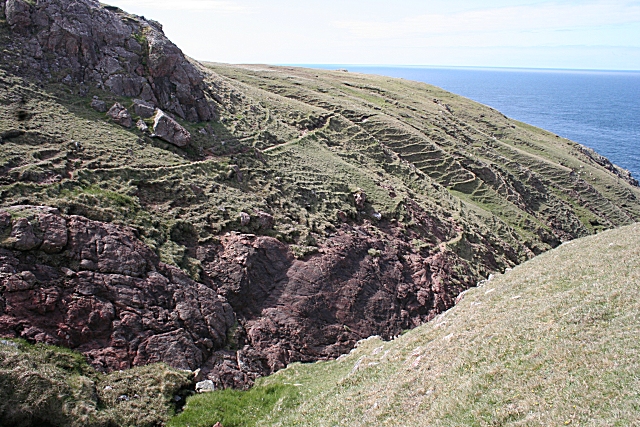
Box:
[106,0,640,70]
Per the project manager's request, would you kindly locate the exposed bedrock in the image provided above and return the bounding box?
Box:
[1,0,214,122]
[0,206,478,388]
[198,227,476,388]
[0,206,234,372]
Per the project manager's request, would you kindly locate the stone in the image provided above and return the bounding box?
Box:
[257,211,274,229]
[132,99,155,118]
[195,213,474,389]
[0,207,235,373]
[2,0,214,122]
[38,213,68,254]
[107,103,133,128]
[136,119,148,132]
[5,0,31,33]
[195,379,215,393]
[354,190,367,210]
[10,218,41,251]
[239,212,250,226]
[0,211,10,230]
[153,109,191,147]
[91,97,108,113]
[66,215,156,277]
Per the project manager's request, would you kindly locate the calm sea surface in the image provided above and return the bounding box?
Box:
[305,65,640,180]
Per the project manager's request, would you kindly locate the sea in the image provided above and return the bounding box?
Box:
[303,65,640,181]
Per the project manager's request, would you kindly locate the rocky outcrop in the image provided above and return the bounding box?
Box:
[0,206,235,372]
[0,205,476,388]
[195,218,475,388]
[0,0,214,122]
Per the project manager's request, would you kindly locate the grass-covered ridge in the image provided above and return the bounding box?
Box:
[172,223,640,426]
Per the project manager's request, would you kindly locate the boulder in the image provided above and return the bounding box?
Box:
[91,97,108,113]
[257,211,274,229]
[136,119,149,132]
[5,0,31,33]
[107,103,133,128]
[239,212,250,226]
[132,99,156,118]
[153,109,191,147]
[9,218,41,251]
[354,190,367,210]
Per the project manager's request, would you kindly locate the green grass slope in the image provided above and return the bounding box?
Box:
[172,223,640,426]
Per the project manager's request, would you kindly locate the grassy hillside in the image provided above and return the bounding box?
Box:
[2,56,640,282]
[171,223,640,426]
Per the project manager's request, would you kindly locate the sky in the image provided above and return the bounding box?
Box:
[105,0,640,70]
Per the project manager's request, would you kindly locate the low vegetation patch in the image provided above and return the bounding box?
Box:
[0,340,194,427]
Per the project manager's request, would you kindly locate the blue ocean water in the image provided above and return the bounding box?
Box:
[306,65,640,180]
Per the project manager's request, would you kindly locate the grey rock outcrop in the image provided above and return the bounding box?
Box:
[153,109,191,147]
[91,97,108,113]
[1,0,215,122]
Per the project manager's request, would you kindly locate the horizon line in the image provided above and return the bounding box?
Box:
[275,63,640,73]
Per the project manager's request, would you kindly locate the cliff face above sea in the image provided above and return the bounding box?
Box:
[1,0,640,391]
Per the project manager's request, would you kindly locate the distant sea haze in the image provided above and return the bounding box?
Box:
[304,65,640,181]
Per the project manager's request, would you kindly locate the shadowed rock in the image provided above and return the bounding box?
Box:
[90,97,108,113]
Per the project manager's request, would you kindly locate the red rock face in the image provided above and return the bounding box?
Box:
[0,206,478,388]
[0,207,234,372]
[195,217,477,388]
